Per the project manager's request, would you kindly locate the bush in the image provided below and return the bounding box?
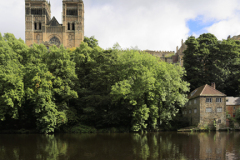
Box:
[69,124,97,133]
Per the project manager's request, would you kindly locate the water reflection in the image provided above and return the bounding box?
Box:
[1,132,240,160]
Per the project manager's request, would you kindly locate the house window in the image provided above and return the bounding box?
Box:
[233,113,236,118]
[194,109,197,113]
[206,108,212,112]
[226,99,229,102]
[39,22,41,30]
[227,114,231,118]
[194,99,196,104]
[191,89,198,96]
[234,107,236,110]
[206,98,212,103]
[216,98,222,102]
[217,108,222,112]
[189,110,191,114]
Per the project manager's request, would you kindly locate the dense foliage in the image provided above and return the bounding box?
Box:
[183,33,240,96]
[0,33,189,133]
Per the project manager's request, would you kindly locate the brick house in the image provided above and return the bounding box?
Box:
[226,97,240,118]
[182,83,226,129]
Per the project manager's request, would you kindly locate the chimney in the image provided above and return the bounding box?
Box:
[211,82,216,89]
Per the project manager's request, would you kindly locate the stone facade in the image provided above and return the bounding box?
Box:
[25,0,84,48]
[183,84,226,129]
[183,97,200,126]
[230,35,240,41]
[198,96,226,128]
[175,39,187,67]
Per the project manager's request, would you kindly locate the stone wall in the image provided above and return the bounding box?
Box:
[183,96,226,129]
[199,96,226,129]
[183,97,200,126]
[143,50,176,64]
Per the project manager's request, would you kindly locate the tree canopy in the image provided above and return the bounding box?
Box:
[0,33,189,133]
[183,33,240,96]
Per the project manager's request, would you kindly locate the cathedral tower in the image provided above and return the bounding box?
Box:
[25,0,84,48]
[62,0,84,48]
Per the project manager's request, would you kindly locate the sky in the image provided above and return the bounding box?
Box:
[1,0,240,51]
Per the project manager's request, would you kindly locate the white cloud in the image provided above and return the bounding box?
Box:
[206,16,240,40]
[0,0,25,40]
[1,0,240,51]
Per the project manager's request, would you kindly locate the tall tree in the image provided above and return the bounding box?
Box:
[183,33,240,95]
[0,33,24,125]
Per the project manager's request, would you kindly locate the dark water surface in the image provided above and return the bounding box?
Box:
[0,132,240,160]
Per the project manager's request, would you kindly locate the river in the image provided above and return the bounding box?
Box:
[0,132,240,160]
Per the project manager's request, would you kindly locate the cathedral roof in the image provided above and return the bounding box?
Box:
[48,17,61,26]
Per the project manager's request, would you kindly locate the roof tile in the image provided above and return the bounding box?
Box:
[188,84,226,99]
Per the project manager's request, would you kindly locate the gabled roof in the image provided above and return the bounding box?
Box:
[188,84,226,100]
[47,17,60,26]
[226,97,240,105]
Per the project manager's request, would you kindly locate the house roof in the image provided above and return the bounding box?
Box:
[47,17,60,26]
[188,84,226,100]
[226,97,240,105]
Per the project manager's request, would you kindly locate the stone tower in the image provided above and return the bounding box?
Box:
[25,0,84,48]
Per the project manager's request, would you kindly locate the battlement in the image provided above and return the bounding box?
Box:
[63,0,83,2]
[142,50,175,53]
[25,0,51,8]
[26,0,45,1]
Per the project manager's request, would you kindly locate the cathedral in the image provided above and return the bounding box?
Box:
[25,0,84,48]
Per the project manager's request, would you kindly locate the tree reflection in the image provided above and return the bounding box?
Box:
[0,134,68,160]
[1,132,240,160]
[132,133,150,160]
[36,135,68,160]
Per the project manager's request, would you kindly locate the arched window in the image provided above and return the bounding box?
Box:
[68,23,70,30]
[39,23,42,30]
[72,23,75,30]
[34,22,37,30]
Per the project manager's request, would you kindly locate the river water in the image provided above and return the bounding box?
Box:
[0,132,240,160]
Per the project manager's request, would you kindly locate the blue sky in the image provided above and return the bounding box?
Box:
[187,16,217,37]
[1,0,240,51]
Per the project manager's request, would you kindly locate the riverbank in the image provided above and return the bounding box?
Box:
[178,126,240,132]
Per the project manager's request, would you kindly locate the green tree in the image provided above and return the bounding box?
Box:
[0,32,190,133]
[0,33,24,124]
[111,50,189,131]
[183,33,240,95]
[23,44,78,133]
[84,36,98,48]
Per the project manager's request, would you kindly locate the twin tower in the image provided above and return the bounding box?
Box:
[25,0,84,48]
